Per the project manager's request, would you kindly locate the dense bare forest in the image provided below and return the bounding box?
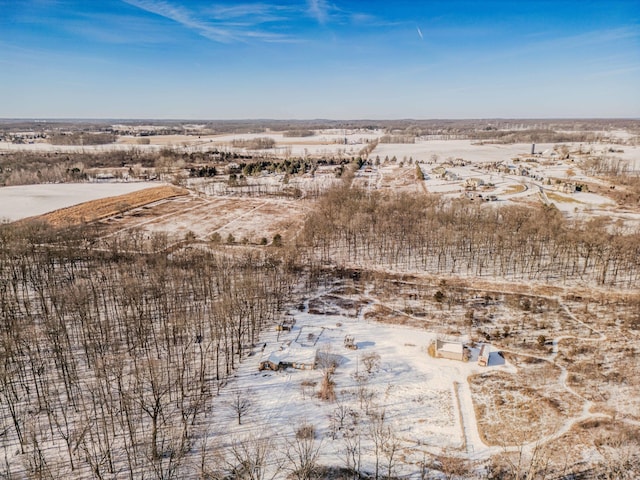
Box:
[0,222,296,478]
[301,186,640,288]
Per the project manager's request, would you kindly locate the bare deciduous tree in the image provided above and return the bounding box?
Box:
[286,424,322,480]
[226,434,282,480]
[230,389,253,426]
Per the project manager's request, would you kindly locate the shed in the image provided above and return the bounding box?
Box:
[276,318,295,331]
[478,344,491,366]
[435,340,470,362]
[260,344,318,371]
[344,335,357,350]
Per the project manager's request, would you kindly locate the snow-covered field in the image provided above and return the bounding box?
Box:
[2,133,639,231]
[205,279,637,477]
[371,140,554,164]
[0,182,159,221]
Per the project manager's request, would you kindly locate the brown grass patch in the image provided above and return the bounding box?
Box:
[540,418,640,478]
[33,185,188,227]
[546,191,583,204]
[503,184,526,195]
[469,366,581,446]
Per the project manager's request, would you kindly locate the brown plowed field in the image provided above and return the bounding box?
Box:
[32,185,189,227]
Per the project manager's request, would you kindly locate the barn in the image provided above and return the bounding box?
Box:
[434,339,471,362]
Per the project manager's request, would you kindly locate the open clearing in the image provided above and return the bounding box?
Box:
[91,193,308,246]
[207,276,639,477]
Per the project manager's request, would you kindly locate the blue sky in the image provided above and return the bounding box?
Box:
[1,0,638,119]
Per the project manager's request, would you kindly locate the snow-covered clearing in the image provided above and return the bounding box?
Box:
[208,286,516,476]
[95,193,307,245]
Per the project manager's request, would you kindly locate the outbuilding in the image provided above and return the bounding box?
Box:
[259,344,318,371]
[434,339,470,362]
[478,344,491,366]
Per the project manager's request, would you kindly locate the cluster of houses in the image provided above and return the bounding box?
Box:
[481,161,531,177]
[463,191,498,201]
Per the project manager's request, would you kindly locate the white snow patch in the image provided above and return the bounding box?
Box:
[0,182,162,221]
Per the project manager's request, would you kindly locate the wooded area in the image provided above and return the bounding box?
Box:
[301,186,640,288]
[0,222,295,478]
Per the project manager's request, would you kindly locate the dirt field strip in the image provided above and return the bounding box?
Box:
[29,185,188,227]
[453,382,468,453]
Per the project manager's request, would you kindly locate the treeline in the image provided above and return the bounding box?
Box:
[1,161,88,185]
[230,137,276,150]
[468,129,602,144]
[282,129,315,137]
[223,157,358,178]
[47,132,117,145]
[579,154,634,177]
[189,165,218,177]
[578,155,640,209]
[0,147,360,186]
[0,151,157,186]
[300,186,640,288]
[0,149,256,186]
[237,157,317,176]
[0,222,296,478]
[378,135,415,144]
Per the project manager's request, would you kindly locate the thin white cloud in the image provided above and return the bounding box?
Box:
[68,12,171,45]
[417,26,423,40]
[123,0,235,42]
[114,1,401,45]
[122,0,292,43]
[207,3,290,23]
[307,0,328,24]
[465,26,640,69]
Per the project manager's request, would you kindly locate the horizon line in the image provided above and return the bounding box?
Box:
[1,117,639,123]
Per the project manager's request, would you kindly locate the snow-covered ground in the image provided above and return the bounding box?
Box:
[208,287,515,477]
[0,182,159,221]
[3,131,639,172]
[371,140,555,164]
[2,134,639,229]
